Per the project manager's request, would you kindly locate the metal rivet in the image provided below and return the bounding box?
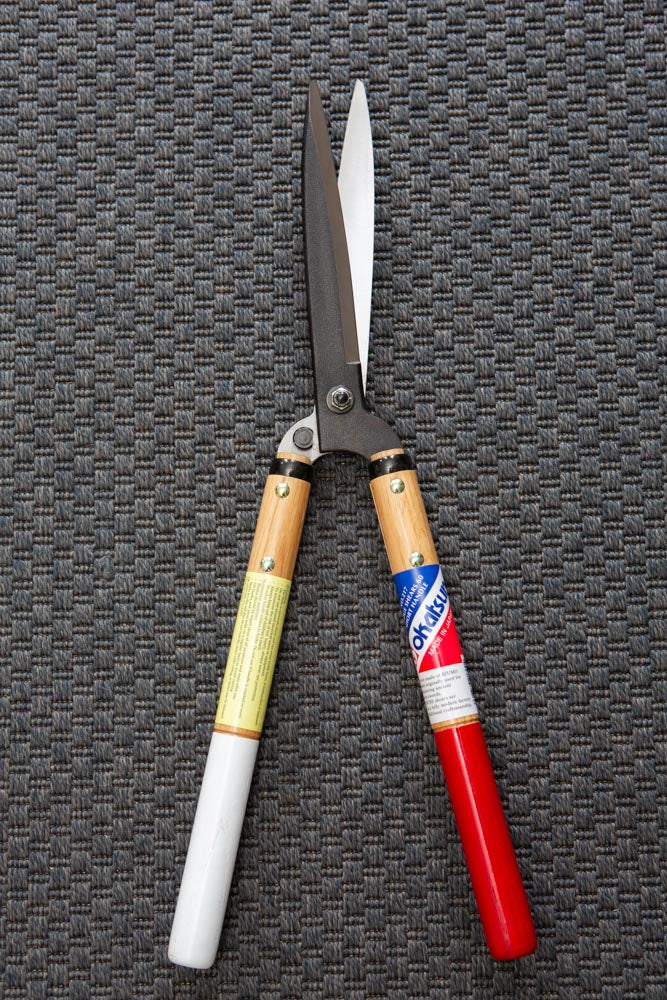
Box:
[326,385,354,413]
[390,478,405,494]
[293,426,313,450]
[260,556,275,572]
[275,483,290,498]
[409,551,424,568]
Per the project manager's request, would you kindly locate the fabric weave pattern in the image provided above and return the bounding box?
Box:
[0,2,665,997]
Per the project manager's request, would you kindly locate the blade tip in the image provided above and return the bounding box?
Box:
[308,80,322,104]
[352,79,368,104]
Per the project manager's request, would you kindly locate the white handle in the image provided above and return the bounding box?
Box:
[168,730,259,968]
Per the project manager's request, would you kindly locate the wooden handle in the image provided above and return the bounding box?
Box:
[214,453,311,739]
[370,452,537,960]
[247,454,312,578]
[370,464,437,573]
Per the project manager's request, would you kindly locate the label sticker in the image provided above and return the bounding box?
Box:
[215,572,291,739]
[393,564,478,730]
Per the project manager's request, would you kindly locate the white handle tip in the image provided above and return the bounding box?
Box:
[167,942,216,970]
[169,730,258,969]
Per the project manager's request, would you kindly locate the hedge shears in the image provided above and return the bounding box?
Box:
[169,81,537,968]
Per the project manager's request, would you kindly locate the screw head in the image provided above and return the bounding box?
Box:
[293,426,314,450]
[390,478,405,494]
[260,556,275,572]
[275,483,290,498]
[409,551,424,568]
[327,385,354,413]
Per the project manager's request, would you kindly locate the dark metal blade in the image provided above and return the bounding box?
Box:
[304,80,360,369]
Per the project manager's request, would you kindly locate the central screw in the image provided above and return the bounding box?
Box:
[327,385,354,413]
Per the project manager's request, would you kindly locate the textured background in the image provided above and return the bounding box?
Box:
[1,1,666,998]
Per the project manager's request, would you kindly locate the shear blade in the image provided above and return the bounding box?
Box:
[338,80,374,392]
[304,80,360,372]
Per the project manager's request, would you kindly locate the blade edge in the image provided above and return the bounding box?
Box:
[338,80,374,390]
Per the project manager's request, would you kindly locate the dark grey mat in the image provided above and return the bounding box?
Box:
[1,2,665,997]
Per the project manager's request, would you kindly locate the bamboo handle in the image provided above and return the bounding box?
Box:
[369,452,537,961]
[169,454,311,969]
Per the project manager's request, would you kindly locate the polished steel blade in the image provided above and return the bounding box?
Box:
[338,80,374,391]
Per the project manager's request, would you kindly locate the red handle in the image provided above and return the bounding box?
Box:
[434,721,536,960]
[369,457,537,959]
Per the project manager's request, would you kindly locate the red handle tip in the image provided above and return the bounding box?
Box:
[434,721,537,960]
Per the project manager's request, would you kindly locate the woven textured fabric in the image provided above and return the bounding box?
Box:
[1,1,666,997]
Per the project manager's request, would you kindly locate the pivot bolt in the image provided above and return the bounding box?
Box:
[409,551,424,568]
[275,483,290,498]
[260,556,275,572]
[390,478,405,494]
[327,385,354,413]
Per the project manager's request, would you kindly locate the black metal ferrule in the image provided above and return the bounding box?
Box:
[368,452,414,480]
[270,457,312,482]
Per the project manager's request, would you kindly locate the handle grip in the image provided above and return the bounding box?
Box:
[434,722,536,959]
[168,730,258,968]
[370,452,536,960]
[169,454,311,968]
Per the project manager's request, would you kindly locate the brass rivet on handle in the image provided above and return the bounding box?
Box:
[275,483,290,498]
[389,478,405,494]
[409,551,424,568]
[260,556,275,572]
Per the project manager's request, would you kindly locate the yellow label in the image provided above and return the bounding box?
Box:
[214,572,291,738]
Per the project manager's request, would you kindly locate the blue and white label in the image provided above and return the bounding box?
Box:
[393,564,478,729]
[394,564,449,668]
